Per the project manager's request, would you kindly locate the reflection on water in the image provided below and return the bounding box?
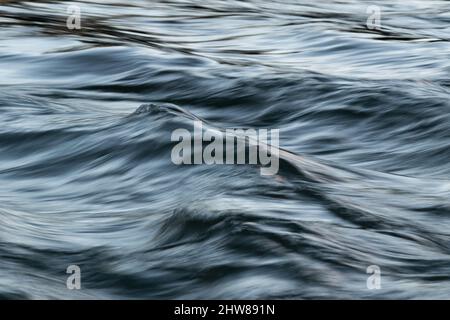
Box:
[1,0,450,299]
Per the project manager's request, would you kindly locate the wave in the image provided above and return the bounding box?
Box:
[2,0,450,299]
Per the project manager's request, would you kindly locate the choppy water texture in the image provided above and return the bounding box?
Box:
[1,0,450,299]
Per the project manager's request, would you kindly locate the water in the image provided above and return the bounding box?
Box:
[1,0,450,299]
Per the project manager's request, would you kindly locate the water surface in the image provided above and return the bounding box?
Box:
[1,0,450,299]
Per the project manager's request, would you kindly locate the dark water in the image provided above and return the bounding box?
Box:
[1,0,450,299]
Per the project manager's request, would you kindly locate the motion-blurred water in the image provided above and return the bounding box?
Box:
[1,0,450,299]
